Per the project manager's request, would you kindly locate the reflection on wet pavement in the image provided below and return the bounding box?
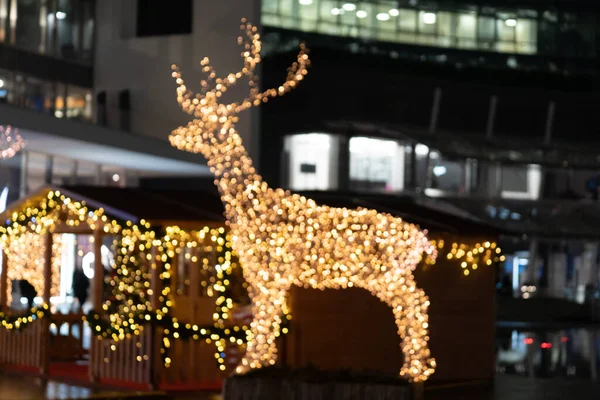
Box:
[426,375,600,400]
[496,326,600,381]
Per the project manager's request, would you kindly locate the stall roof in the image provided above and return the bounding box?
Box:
[0,186,224,227]
[1,186,500,237]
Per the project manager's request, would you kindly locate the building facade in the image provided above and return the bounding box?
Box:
[255,0,600,303]
[0,0,597,302]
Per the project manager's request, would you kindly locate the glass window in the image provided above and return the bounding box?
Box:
[497,17,516,42]
[0,69,13,104]
[262,0,279,14]
[74,160,99,185]
[477,15,495,51]
[397,8,416,32]
[26,152,48,193]
[374,2,396,42]
[349,137,404,192]
[340,4,357,28]
[318,0,341,36]
[51,156,75,186]
[280,0,295,17]
[356,2,374,39]
[15,0,41,53]
[284,133,339,191]
[501,164,541,200]
[56,0,78,60]
[455,12,476,49]
[54,82,66,118]
[428,157,464,194]
[418,10,437,35]
[80,0,95,63]
[65,85,92,120]
[516,18,536,54]
[298,0,318,20]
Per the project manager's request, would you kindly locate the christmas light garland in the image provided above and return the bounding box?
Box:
[426,239,503,276]
[0,305,50,331]
[0,189,262,371]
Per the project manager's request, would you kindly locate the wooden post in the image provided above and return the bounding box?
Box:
[150,246,160,311]
[0,250,7,310]
[41,231,53,376]
[43,232,53,304]
[412,382,424,400]
[92,229,103,313]
[149,244,162,389]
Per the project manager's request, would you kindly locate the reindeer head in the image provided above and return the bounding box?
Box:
[170,19,310,155]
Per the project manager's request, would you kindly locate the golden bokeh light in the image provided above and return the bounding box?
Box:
[170,20,436,382]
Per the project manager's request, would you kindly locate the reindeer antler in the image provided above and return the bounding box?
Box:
[212,19,262,95]
[171,18,310,118]
[231,43,310,113]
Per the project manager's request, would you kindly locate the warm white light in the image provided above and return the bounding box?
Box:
[0,79,4,88]
[112,174,120,182]
[56,11,66,20]
[389,8,400,17]
[170,19,436,383]
[356,10,368,18]
[415,144,429,157]
[432,166,447,177]
[342,3,356,11]
[331,8,342,16]
[0,125,25,159]
[423,12,436,24]
[376,13,390,21]
[505,18,517,27]
[298,0,313,5]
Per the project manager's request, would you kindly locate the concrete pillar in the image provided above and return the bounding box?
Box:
[523,238,538,285]
[337,136,350,191]
[19,151,28,198]
[549,251,566,299]
[477,162,503,198]
[486,95,498,140]
[44,155,53,185]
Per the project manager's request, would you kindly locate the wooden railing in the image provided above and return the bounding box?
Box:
[89,326,153,387]
[161,335,222,388]
[49,312,86,362]
[0,318,44,370]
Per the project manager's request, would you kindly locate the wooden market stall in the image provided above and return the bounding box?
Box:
[0,185,249,390]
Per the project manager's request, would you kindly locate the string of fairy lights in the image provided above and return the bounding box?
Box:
[0,186,501,378]
[426,239,504,276]
[0,190,258,372]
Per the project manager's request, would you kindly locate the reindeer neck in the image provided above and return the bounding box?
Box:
[204,132,267,221]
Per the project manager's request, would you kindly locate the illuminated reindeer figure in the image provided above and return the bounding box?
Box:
[169,19,436,382]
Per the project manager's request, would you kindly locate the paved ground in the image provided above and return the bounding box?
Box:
[0,374,165,400]
[1,374,599,399]
[425,375,600,400]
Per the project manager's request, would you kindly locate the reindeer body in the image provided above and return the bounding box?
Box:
[169,20,436,382]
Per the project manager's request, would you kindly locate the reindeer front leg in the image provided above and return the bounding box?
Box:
[237,284,289,373]
[373,276,436,383]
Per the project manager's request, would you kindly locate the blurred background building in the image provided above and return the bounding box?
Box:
[0,0,598,306]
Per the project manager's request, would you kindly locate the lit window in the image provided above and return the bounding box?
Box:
[349,137,405,192]
[284,133,340,191]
